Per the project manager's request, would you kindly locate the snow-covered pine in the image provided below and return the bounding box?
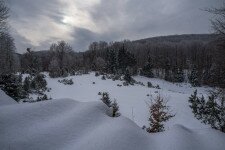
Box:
[189,65,200,87]
[100,92,111,107]
[110,99,120,117]
[189,89,225,132]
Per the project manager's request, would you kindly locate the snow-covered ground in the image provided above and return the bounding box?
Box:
[0,90,17,106]
[43,72,212,129]
[1,92,225,150]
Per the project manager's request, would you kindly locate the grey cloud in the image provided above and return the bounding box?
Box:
[7,0,223,53]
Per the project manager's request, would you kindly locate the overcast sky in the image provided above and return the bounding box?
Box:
[7,0,223,53]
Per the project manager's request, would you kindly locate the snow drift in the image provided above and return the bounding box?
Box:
[1,96,225,150]
[0,90,16,106]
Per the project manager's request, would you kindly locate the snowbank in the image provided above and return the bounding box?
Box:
[1,99,225,150]
[0,90,16,106]
[42,72,211,129]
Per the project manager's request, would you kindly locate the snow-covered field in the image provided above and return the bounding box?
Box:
[1,89,225,150]
[43,72,211,129]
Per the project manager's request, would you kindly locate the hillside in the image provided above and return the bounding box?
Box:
[134,34,218,44]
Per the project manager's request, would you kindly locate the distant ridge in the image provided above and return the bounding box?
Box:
[19,34,218,54]
[134,34,218,44]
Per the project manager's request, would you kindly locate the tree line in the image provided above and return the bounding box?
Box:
[18,33,224,88]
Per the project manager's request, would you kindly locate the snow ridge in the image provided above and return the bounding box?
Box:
[1,98,225,150]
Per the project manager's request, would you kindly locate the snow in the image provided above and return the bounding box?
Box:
[0,90,17,106]
[42,72,212,129]
[1,72,225,149]
[1,98,225,150]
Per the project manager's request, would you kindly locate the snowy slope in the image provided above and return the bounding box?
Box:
[42,72,212,129]
[1,99,225,150]
[0,90,16,106]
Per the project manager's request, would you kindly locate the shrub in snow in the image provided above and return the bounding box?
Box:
[58,79,74,85]
[110,100,121,117]
[189,89,225,132]
[101,75,106,80]
[117,84,122,87]
[136,81,145,86]
[61,69,69,78]
[23,94,51,103]
[106,74,111,79]
[30,73,47,92]
[0,74,28,102]
[147,94,175,133]
[142,125,146,130]
[100,92,111,107]
[112,74,121,81]
[147,82,160,89]
[147,82,153,88]
[37,94,49,102]
[155,85,161,89]
[70,70,76,76]
[92,82,95,84]
[123,82,129,86]
[98,92,102,95]
[95,72,100,77]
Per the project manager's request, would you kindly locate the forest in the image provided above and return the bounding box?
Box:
[14,33,224,88]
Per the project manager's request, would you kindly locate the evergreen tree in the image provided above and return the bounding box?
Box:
[30,74,47,92]
[117,44,136,74]
[117,45,127,73]
[147,94,175,133]
[172,66,184,82]
[141,56,154,78]
[188,90,201,119]
[164,58,172,81]
[189,89,225,132]
[23,76,31,93]
[106,49,117,74]
[124,69,133,83]
[189,65,200,87]
[0,74,27,101]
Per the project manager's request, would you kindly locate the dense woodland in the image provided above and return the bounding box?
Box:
[16,33,224,88]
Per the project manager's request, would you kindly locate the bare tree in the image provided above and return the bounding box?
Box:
[206,3,225,88]
[0,0,9,33]
[0,32,16,74]
[206,4,225,36]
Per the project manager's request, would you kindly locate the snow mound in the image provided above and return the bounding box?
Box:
[0,90,16,106]
[0,99,225,150]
